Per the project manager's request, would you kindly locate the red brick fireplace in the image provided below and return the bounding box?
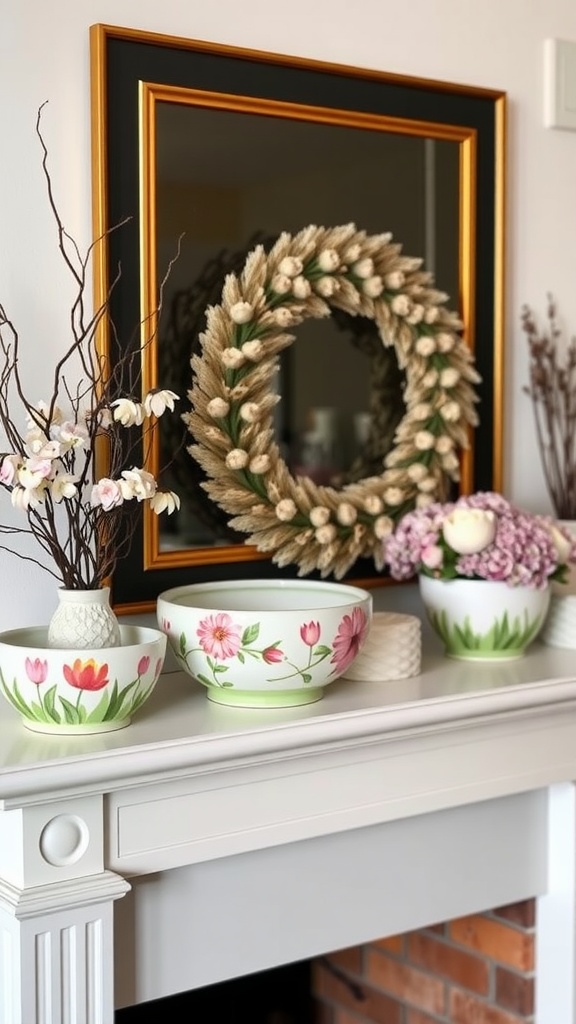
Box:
[312,900,535,1024]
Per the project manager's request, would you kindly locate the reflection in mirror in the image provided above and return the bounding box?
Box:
[154,102,459,554]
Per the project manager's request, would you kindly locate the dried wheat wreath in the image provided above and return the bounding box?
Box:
[185,223,480,579]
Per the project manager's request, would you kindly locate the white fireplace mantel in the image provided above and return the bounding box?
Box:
[2,641,576,1023]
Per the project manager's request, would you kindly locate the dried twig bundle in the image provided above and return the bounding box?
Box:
[521,294,576,518]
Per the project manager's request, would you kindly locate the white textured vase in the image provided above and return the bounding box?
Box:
[47,587,121,650]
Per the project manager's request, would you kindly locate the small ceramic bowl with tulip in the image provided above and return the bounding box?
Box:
[0,624,166,734]
[157,578,373,707]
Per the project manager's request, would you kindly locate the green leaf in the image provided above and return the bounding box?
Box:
[103,680,121,718]
[84,692,111,724]
[58,696,81,725]
[242,623,260,645]
[313,645,331,657]
[179,632,187,656]
[42,685,61,724]
[302,673,312,684]
[101,680,140,721]
[28,700,53,723]
[237,652,245,664]
[130,682,156,716]
[430,607,544,656]
[197,673,215,688]
[0,673,31,717]
[213,664,229,674]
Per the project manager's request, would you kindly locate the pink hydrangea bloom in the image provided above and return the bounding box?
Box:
[384,491,574,590]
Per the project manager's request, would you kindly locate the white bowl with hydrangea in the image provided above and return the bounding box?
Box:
[384,491,576,661]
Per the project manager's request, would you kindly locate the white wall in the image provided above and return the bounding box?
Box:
[1,0,576,627]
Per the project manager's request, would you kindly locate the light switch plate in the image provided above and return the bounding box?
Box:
[544,38,576,130]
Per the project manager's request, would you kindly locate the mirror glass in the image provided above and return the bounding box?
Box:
[154,101,459,553]
[90,25,505,610]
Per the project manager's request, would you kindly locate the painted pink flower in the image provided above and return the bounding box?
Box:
[330,607,369,675]
[63,658,109,691]
[262,645,284,664]
[196,612,242,660]
[300,621,321,646]
[161,618,171,632]
[137,655,150,676]
[25,657,48,684]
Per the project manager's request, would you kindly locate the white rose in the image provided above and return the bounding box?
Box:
[242,339,264,361]
[414,430,436,451]
[292,275,311,299]
[229,301,254,324]
[391,294,411,317]
[239,402,260,423]
[336,502,357,526]
[275,498,297,521]
[440,401,461,422]
[221,348,245,369]
[406,304,425,325]
[318,249,340,272]
[407,462,428,482]
[352,257,374,279]
[309,505,330,527]
[249,454,271,474]
[270,274,292,295]
[384,271,405,290]
[315,523,337,544]
[436,332,455,352]
[278,256,303,277]
[384,487,404,505]
[442,508,497,554]
[440,368,460,388]
[315,276,340,297]
[225,449,250,470]
[415,336,436,357]
[207,397,230,418]
[362,275,384,298]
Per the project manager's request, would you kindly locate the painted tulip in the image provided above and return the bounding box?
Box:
[137,656,151,676]
[300,621,321,647]
[25,657,48,684]
[262,646,284,664]
[63,658,109,691]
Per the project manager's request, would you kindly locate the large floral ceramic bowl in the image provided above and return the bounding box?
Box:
[0,625,166,734]
[157,579,373,707]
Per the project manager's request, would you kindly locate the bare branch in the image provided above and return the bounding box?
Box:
[521,294,576,517]
[0,105,180,590]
